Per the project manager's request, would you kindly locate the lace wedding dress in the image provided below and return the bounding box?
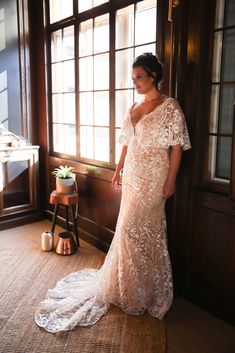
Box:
[35,97,191,333]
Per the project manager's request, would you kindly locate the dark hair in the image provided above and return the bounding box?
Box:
[132,53,163,88]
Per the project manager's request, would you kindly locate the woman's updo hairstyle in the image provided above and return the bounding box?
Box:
[132,53,163,88]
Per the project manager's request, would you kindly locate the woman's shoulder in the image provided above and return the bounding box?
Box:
[164,96,179,106]
[164,96,185,113]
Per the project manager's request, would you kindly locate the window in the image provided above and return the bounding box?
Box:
[0,8,8,129]
[208,0,235,184]
[115,1,157,161]
[48,0,157,166]
[49,0,73,24]
[51,26,76,155]
[79,14,110,162]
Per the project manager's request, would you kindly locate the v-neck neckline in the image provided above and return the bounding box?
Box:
[129,97,170,129]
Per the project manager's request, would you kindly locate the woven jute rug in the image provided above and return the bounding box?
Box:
[0,247,165,353]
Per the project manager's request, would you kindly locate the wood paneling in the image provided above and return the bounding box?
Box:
[192,203,235,310]
[28,0,49,210]
[168,0,235,324]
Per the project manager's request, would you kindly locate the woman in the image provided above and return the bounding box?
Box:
[35,53,191,333]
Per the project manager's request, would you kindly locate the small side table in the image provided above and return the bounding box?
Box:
[49,190,79,247]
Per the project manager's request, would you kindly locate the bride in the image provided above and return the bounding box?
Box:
[35,53,191,333]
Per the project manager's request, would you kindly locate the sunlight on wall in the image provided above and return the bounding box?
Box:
[0,8,5,51]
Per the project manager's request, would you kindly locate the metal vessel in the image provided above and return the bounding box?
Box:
[41,231,54,251]
[55,231,77,255]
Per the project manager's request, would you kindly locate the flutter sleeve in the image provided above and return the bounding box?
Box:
[167,99,191,151]
[118,115,131,146]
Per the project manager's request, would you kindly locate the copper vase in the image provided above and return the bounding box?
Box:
[55,231,77,255]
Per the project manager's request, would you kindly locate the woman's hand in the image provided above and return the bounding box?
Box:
[112,172,122,192]
[162,178,176,199]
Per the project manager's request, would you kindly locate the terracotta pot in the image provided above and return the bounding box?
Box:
[56,177,75,195]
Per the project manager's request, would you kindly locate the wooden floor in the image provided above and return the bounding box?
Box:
[0,220,234,353]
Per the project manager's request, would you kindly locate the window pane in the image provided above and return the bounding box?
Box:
[94,127,109,162]
[80,92,93,125]
[215,0,225,28]
[134,43,156,57]
[224,0,235,27]
[116,5,134,49]
[51,30,62,62]
[64,93,76,124]
[63,26,74,60]
[94,14,109,53]
[209,85,220,133]
[50,0,73,24]
[115,90,133,127]
[94,0,107,6]
[52,62,63,93]
[115,49,134,89]
[78,0,92,13]
[212,31,223,82]
[53,124,76,155]
[79,20,93,57]
[79,57,93,91]
[52,94,63,122]
[218,85,235,135]
[78,0,108,13]
[208,135,217,180]
[221,29,235,82]
[94,91,109,126]
[94,53,109,90]
[63,60,75,92]
[80,126,94,159]
[216,137,232,179]
[135,0,157,46]
[80,126,109,161]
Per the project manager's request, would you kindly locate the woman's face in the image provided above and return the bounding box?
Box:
[131,66,155,94]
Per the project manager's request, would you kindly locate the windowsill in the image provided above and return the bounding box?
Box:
[49,155,114,183]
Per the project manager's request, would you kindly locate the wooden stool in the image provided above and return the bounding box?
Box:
[49,190,79,247]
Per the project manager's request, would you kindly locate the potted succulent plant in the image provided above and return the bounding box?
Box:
[52,165,75,195]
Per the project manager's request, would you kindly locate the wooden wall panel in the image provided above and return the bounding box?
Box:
[190,199,235,322]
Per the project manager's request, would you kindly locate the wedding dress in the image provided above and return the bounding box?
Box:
[35,97,191,332]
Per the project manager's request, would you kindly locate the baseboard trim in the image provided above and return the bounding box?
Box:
[0,209,44,231]
[177,288,235,326]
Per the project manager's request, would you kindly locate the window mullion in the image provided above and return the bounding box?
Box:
[109,9,116,167]
[75,18,80,159]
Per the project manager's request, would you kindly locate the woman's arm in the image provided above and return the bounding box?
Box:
[112,145,128,191]
[163,145,182,199]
